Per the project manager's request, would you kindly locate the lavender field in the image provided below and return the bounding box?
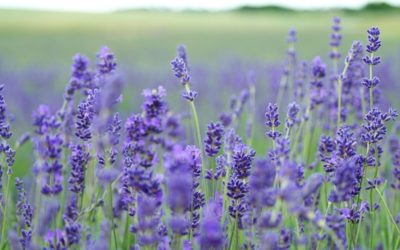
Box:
[1,7,400,250]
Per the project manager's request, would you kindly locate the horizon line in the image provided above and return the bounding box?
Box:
[0,2,398,14]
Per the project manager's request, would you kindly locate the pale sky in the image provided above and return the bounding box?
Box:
[0,0,398,12]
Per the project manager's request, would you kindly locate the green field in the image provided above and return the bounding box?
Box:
[0,9,399,71]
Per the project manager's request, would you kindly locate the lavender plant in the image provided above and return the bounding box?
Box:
[1,20,400,250]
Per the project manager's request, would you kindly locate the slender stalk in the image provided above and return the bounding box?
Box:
[0,174,12,247]
[276,75,287,109]
[369,88,373,111]
[222,152,232,224]
[57,148,69,228]
[374,187,400,236]
[122,210,131,249]
[291,106,310,160]
[227,218,237,250]
[234,204,239,250]
[369,145,380,249]
[108,184,118,250]
[246,82,256,147]
[360,88,367,118]
[184,84,206,194]
[368,52,374,110]
[353,143,370,247]
[336,62,349,129]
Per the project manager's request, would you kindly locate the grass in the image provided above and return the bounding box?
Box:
[0,9,400,71]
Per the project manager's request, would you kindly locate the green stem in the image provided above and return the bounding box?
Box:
[57,149,69,228]
[369,88,373,111]
[108,184,118,250]
[276,75,287,109]
[123,213,131,249]
[369,145,379,249]
[246,83,256,147]
[227,218,237,250]
[360,88,367,117]
[353,143,370,247]
[337,62,349,129]
[222,152,232,224]
[184,84,206,194]
[0,174,12,247]
[374,187,400,236]
[234,209,239,250]
[369,52,374,110]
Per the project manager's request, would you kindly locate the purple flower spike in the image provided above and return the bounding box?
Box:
[182,89,198,102]
[15,178,33,250]
[265,103,281,140]
[365,27,381,53]
[265,103,280,128]
[75,93,95,141]
[310,56,327,108]
[177,44,189,70]
[232,143,256,179]
[227,175,248,200]
[204,122,224,157]
[71,54,90,80]
[285,102,300,129]
[287,29,297,43]
[96,46,117,75]
[329,159,359,203]
[171,57,190,85]
[198,200,224,250]
[68,144,90,195]
[329,17,342,59]
[312,56,326,79]
[0,85,12,139]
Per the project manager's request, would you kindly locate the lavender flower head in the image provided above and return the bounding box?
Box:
[285,102,300,129]
[362,27,381,89]
[310,56,326,108]
[265,103,281,139]
[165,151,193,212]
[204,122,224,157]
[68,144,90,195]
[177,44,189,70]
[75,93,95,141]
[287,29,297,44]
[365,27,381,54]
[361,108,398,144]
[142,86,168,133]
[329,159,359,203]
[171,57,190,85]
[312,56,326,79]
[345,41,364,65]
[329,17,342,59]
[0,84,12,139]
[165,147,193,235]
[198,200,224,250]
[232,143,256,179]
[96,46,117,75]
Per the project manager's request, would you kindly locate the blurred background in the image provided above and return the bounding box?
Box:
[0,0,399,145]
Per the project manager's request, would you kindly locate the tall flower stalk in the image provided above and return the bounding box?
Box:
[0,84,16,248]
[362,27,381,110]
[171,45,205,190]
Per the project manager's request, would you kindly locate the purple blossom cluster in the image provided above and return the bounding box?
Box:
[1,20,400,250]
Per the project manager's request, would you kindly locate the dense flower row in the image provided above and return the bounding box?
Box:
[0,17,400,250]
